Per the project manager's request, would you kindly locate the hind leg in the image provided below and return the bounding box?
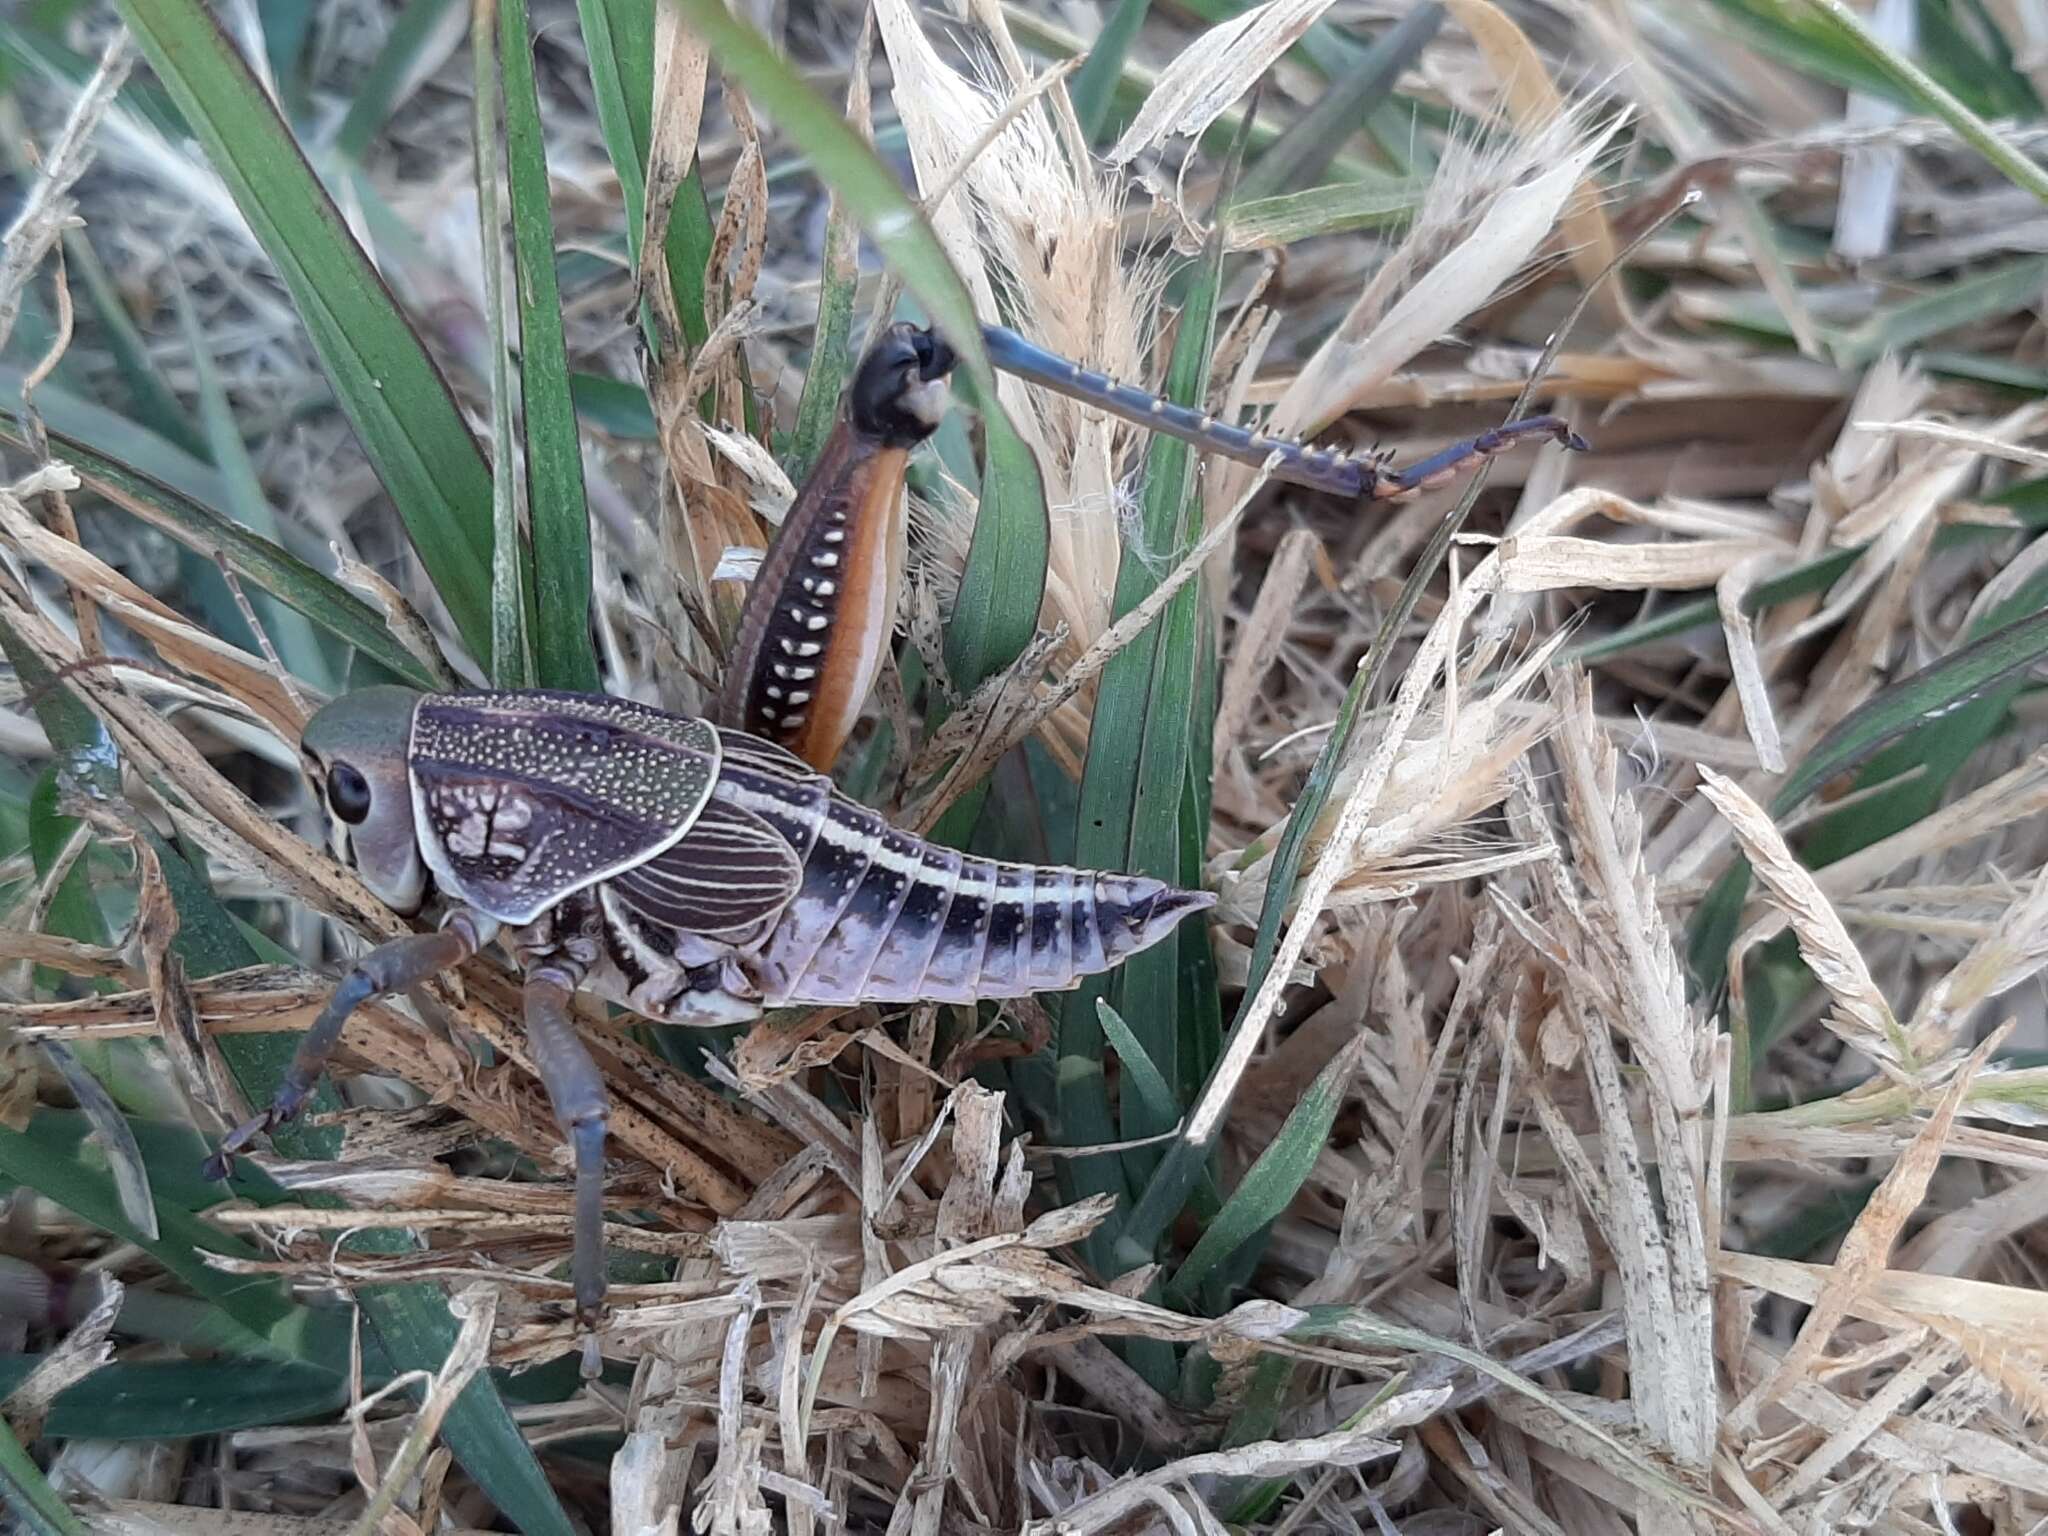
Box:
[1376,416,1589,498]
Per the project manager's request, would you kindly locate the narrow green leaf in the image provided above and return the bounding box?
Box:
[0,1415,85,1536]
[1797,0,2048,206]
[943,410,1050,693]
[1070,0,1153,141]
[337,0,463,160]
[786,172,861,482]
[39,1042,158,1240]
[113,0,497,658]
[1920,349,2048,393]
[1234,3,1442,204]
[501,0,599,691]
[571,0,714,352]
[1063,125,1236,1217]
[1689,598,2048,996]
[1220,1354,1298,1521]
[473,0,534,690]
[1829,256,2048,367]
[0,415,439,687]
[173,283,338,691]
[0,1111,312,1360]
[1095,999,1178,1129]
[0,1358,348,1439]
[1225,177,1423,246]
[356,1288,578,1536]
[1778,604,2048,816]
[1165,1041,1357,1304]
[570,371,658,439]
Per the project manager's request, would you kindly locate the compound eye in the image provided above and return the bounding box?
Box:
[326,761,374,825]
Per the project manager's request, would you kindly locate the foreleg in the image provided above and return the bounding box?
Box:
[523,964,611,1329]
[204,912,491,1180]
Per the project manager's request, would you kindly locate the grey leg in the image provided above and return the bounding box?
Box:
[523,965,611,1329]
[204,913,486,1181]
[1379,416,1589,498]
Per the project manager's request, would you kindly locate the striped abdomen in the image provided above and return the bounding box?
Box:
[711,735,1211,1005]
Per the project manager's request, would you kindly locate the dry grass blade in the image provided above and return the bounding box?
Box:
[1698,767,1913,1072]
[1731,1026,2009,1429]
[1105,0,1340,167]
[0,34,134,355]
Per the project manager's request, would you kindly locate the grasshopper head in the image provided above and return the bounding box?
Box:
[301,686,428,915]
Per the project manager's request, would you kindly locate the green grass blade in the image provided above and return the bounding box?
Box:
[39,1042,158,1240]
[572,0,713,351]
[1234,2,1442,204]
[0,1416,85,1536]
[1776,604,2048,815]
[1096,999,1177,1129]
[0,414,440,687]
[114,0,497,659]
[1829,256,2048,367]
[570,371,657,439]
[10,1359,348,1439]
[0,1111,314,1360]
[1070,0,1153,141]
[1688,597,2048,997]
[473,0,533,690]
[1165,1040,1358,1304]
[785,106,862,481]
[501,0,598,691]
[173,284,337,692]
[1797,0,2048,205]
[1226,177,1423,245]
[943,410,1050,692]
[1061,117,1238,1254]
[336,0,463,160]
[355,1289,578,1536]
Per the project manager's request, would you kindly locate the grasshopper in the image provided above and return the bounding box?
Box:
[205,683,1210,1324]
[207,315,1581,1332]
